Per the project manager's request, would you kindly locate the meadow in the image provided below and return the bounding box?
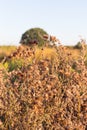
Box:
[0,43,87,129]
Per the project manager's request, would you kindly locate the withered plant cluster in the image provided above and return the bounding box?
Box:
[2,45,35,62]
[0,43,87,130]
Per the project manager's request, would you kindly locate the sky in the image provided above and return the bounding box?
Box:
[0,0,87,46]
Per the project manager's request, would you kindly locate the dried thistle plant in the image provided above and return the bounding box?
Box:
[0,43,87,130]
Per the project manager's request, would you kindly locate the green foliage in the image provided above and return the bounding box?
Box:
[3,62,9,70]
[3,59,24,71]
[20,27,48,46]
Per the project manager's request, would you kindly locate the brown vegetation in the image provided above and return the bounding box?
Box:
[0,43,87,129]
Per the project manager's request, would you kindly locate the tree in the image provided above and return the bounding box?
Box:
[20,27,48,46]
[74,39,86,49]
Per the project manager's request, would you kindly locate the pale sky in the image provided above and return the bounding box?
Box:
[0,0,87,45]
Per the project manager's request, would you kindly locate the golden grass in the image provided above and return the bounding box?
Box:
[0,45,81,60]
[35,47,57,62]
[0,46,17,56]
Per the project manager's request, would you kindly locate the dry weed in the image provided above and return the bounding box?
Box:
[0,43,87,129]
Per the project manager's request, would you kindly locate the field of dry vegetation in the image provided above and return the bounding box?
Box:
[0,43,87,129]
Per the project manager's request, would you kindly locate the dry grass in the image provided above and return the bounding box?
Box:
[0,46,16,54]
[66,47,80,59]
[34,47,57,63]
[0,46,16,61]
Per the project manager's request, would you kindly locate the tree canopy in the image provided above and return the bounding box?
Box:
[20,28,48,46]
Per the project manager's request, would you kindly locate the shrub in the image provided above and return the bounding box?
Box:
[74,41,82,49]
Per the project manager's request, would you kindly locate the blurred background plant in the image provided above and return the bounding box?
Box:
[20,28,48,47]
